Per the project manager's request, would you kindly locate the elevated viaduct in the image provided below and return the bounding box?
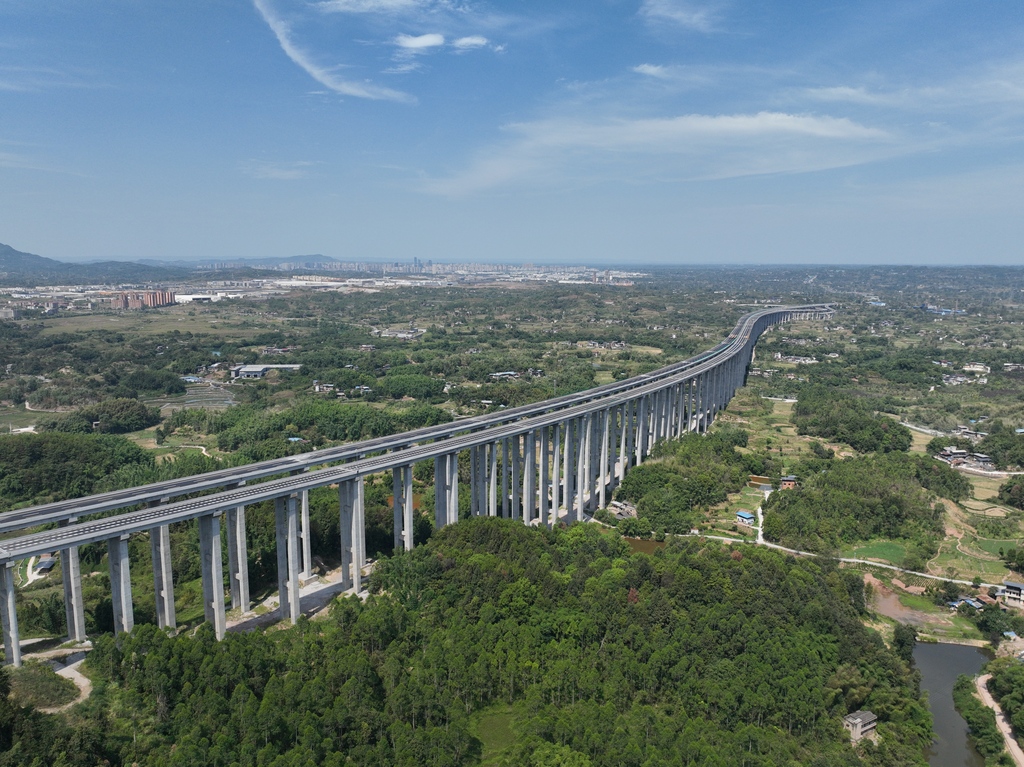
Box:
[0,303,832,665]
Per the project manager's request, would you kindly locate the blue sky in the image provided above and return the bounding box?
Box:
[1,0,1023,265]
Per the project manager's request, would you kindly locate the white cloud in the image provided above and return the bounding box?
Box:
[384,62,422,74]
[800,62,1024,111]
[252,0,412,102]
[633,64,667,78]
[422,111,893,195]
[394,33,445,50]
[803,86,895,106]
[317,0,423,12]
[453,35,489,50]
[640,0,719,32]
[515,112,887,150]
[0,66,105,93]
[239,159,316,180]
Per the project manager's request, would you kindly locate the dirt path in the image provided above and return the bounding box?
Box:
[38,653,93,714]
[976,674,1024,767]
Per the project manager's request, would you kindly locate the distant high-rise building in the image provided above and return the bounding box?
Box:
[109,290,176,310]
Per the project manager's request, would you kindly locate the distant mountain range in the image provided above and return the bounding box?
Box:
[0,243,191,286]
[137,255,339,269]
[0,243,353,286]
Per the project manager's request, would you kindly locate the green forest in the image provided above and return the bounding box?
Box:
[1,519,932,767]
[762,452,968,555]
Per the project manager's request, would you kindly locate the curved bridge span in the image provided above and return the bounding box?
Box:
[0,303,832,665]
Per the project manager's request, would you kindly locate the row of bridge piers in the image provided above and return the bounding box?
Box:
[0,307,836,665]
[0,365,736,666]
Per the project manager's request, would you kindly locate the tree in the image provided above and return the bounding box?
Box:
[893,623,917,665]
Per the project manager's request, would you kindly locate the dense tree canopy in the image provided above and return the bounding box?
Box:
[616,430,776,534]
[0,432,153,508]
[762,453,965,551]
[2,519,932,767]
[793,386,912,453]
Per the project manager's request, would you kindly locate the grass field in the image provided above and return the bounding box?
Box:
[969,474,1007,502]
[973,537,1019,557]
[843,540,907,565]
[0,406,38,430]
[9,662,80,708]
[909,429,933,454]
[34,307,283,339]
[471,704,517,765]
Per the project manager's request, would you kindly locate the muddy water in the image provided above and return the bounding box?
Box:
[915,642,990,767]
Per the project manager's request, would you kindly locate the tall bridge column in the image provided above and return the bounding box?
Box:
[300,490,312,579]
[150,524,176,630]
[275,496,301,624]
[339,479,365,592]
[488,443,498,517]
[108,534,133,635]
[469,447,481,516]
[539,426,550,526]
[392,465,414,551]
[393,468,404,549]
[0,562,21,667]
[226,505,250,613]
[635,396,648,465]
[697,373,707,432]
[589,413,601,510]
[60,518,87,643]
[523,430,536,524]
[510,435,521,520]
[434,456,448,531]
[353,478,366,592]
[551,423,561,519]
[565,418,578,519]
[476,445,488,517]
[598,407,611,509]
[575,416,587,521]
[198,513,226,640]
[339,482,354,590]
[579,413,591,511]
[435,453,460,528]
[617,404,628,483]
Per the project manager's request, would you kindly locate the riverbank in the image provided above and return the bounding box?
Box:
[975,674,1024,767]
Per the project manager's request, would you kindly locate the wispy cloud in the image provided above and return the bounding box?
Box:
[384,62,422,74]
[239,159,316,180]
[633,64,668,78]
[453,35,489,50]
[317,0,424,12]
[422,111,893,194]
[252,0,412,102]
[0,66,105,93]
[394,32,445,51]
[640,0,720,32]
[800,61,1024,111]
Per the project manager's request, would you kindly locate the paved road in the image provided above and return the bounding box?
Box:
[976,674,1024,767]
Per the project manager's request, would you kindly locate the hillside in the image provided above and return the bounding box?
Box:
[0,242,185,285]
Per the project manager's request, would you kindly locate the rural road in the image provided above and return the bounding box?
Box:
[976,674,1024,767]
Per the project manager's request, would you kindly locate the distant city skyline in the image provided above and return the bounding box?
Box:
[1,1,1023,265]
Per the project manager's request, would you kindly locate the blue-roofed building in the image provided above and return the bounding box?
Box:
[736,510,756,526]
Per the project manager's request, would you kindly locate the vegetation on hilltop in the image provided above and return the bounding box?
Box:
[613,428,777,534]
[792,387,912,454]
[0,519,932,766]
[762,453,968,554]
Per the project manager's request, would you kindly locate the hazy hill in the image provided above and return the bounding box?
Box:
[0,242,186,285]
[137,254,338,269]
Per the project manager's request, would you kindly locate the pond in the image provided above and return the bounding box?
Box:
[914,642,992,767]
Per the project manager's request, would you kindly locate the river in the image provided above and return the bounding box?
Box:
[915,642,991,767]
